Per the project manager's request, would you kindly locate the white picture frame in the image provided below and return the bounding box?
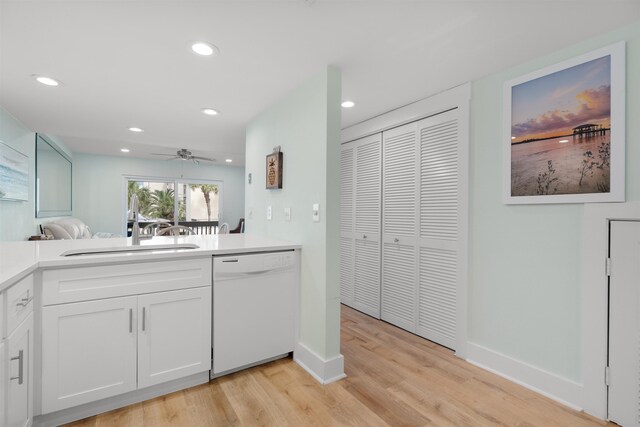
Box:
[503,41,625,204]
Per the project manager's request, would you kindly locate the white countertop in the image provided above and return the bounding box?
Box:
[0,234,301,291]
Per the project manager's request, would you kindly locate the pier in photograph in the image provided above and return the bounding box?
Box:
[573,123,608,138]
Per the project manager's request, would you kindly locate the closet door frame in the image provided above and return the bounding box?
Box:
[342,83,470,358]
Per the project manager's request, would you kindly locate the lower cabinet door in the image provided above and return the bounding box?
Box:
[6,313,33,427]
[137,287,211,389]
[42,296,137,413]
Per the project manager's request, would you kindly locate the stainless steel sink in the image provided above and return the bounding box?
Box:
[61,243,200,257]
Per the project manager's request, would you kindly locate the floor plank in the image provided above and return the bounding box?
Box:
[65,305,612,426]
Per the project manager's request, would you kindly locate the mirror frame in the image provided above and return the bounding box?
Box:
[35,133,73,218]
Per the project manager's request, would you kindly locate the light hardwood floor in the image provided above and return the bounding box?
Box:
[66,305,611,426]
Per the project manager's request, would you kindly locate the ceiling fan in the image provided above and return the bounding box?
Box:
[150,148,215,164]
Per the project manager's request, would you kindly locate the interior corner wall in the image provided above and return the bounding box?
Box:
[245,66,341,361]
[469,20,640,384]
[0,107,37,241]
[72,153,246,235]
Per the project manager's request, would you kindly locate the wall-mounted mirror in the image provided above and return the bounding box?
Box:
[36,134,72,217]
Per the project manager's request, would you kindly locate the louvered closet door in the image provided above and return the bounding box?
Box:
[353,135,381,318]
[340,143,356,307]
[382,122,418,332]
[416,109,460,350]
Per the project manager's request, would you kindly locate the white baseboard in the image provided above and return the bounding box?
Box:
[466,342,583,411]
[294,342,346,384]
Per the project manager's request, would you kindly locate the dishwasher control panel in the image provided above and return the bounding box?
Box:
[263,252,295,269]
[214,251,296,276]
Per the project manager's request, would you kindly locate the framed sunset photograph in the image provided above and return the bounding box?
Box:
[503,41,625,204]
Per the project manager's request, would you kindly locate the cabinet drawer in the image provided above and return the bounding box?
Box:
[42,258,212,305]
[6,274,34,337]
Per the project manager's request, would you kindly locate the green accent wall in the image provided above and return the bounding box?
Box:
[0,108,36,241]
[72,153,245,236]
[245,67,341,360]
[469,21,640,381]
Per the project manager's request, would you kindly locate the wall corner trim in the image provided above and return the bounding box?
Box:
[466,342,583,412]
[294,342,346,385]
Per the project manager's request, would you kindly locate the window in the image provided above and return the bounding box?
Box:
[124,177,222,236]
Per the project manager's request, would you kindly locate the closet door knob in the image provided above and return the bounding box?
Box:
[394,238,399,243]
[362,234,367,239]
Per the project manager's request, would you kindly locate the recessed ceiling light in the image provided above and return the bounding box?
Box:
[33,75,60,86]
[121,148,130,153]
[128,127,144,133]
[341,101,355,108]
[202,108,219,116]
[225,159,233,163]
[191,42,219,57]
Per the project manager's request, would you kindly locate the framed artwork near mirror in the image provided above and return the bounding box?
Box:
[0,141,29,201]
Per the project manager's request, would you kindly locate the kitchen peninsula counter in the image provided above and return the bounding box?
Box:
[0,234,300,291]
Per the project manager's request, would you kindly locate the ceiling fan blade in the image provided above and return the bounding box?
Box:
[164,156,180,161]
[150,153,175,157]
[192,158,199,165]
[191,156,216,162]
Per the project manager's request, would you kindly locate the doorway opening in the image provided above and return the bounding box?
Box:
[606,220,640,426]
[583,202,640,420]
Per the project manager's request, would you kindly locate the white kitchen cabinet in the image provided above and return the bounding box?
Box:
[41,282,211,413]
[6,313,33,427]
[41,296,138,413]
[138,287,211,389]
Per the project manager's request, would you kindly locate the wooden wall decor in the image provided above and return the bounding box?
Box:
[266,150,283,189]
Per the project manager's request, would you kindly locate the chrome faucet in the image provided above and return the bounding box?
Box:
[130,193,141,245]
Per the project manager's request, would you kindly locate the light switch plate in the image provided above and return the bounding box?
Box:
[267,205,272,220]
[312,203,320,222]
[284,207,291,221]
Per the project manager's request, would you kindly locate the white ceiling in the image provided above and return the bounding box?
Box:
[1,1,638,166]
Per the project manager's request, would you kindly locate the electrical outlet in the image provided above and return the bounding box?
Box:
[312,203,320,222]
[267,205,272,220]
[284,207,291,221]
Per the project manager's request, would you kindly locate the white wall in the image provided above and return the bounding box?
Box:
[245,67,341,361]
[73,153,245,235]
[469,21,640,384]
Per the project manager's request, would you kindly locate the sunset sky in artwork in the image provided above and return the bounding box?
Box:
[511,56,611,143]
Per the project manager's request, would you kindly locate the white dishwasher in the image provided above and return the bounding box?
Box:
[211,251,297,377]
